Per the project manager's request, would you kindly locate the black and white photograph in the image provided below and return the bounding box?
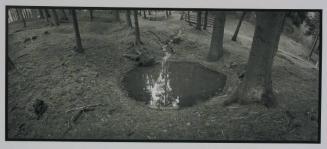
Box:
[3,1,324,146]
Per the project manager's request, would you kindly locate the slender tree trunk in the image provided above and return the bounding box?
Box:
[89,10,93,21]
[26,9,32,18]
[13,9,19,21]
[148,10,151,15]
[309,33,319,59]
[169,11,172,15]
[71,10,83,53]
[166,10,169,18]
[9,9,15,22]
[44,9,52,25]
[8,57,15,71]
[143,10,147,19]
[224,12,285,107]
[133,10,142,45]
[51,9,60,26]
[61,9,68,20]
[196,11,202,30]
[180,11,185,20]
[207,11,225,61]
[203,11,208,30]
[8,9,13,22]
[126,10,133,28]
[232,12,246,41]
[21,9,26,19]
[16,9,26,27]
[187,11,191,25]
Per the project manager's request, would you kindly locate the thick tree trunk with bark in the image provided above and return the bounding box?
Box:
[16,9,26,27]
[196,11,202,30]
[203,11,208,30]
[126,10,133,28]
[133,10,142,45]
[232,12,246,41]
[71,10,83,53]
[224,12,285,107]
[51,9,60,26]
[207,11,225,61]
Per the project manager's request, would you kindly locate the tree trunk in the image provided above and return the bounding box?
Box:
[114,10,120,22]
[9,9,16,22]
[148,10,151,15]
[180,11,184,20]
[207,11,225,61]
[133,10,142,45]
[168,11,172,15]
[196,11,202,30]
[166,11,169,18]
[51,9,60,26]
[224,12,285,107]
[44,9,52,25]
[126,10,133,28]
[16,9,26,27]
[71,10,83,53]
[309,31,319,59]
[61,9,68,20]
[203,11,208,30]
[13,9,19,21]
[89,10,93,21]
[187,11,191,26]
[26,9,31,19]
[8,57,15,71]
[21,9,26,19]
[273,14,286,57]
[143,10,147,19]
[232,12,246,41]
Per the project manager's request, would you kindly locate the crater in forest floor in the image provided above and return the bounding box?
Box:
[122,61,227,109]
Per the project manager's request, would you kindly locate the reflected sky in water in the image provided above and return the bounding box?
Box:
[123,61,227,109]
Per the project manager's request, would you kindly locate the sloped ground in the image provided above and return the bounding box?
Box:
[7,11,319,141]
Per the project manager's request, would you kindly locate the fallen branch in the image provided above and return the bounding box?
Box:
[65,103,106,113]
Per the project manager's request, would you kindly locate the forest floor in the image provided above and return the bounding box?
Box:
[7,11,320,141]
